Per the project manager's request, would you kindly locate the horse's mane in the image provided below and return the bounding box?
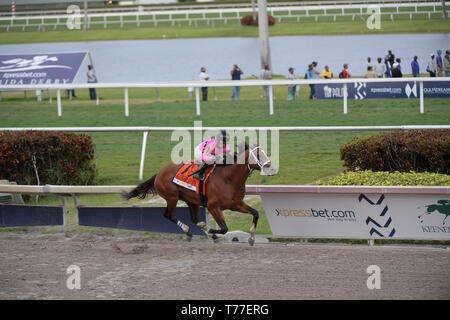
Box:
[233,142,249,162]
[217,142,249,166]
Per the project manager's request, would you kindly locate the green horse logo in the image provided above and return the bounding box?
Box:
[418,200,450,225]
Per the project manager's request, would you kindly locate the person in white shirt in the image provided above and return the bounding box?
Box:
[373,57,386,78]
[427,53,437,77]
[199,67,210,101]
[286,67,297,100]
[87,65,98,100]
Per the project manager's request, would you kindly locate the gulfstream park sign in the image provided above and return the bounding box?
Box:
[317,81,450,99]
[0,52,87,85]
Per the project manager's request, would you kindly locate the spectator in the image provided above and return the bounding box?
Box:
[311,61,320,79]
[386,50,395,68]
[391,62,402,78]
[444,51,450,77]
[411,56,420,77]
[427,53,437,77]
[364,66,377,78]
[384,58,391,78]
[87,65,98,100]
[286,67,297,101]
[395,58,402,71]
[436,49,444,77]
[322,65,333,79]
[230,64,243,101]
[259,65,272,99]
[304,64,316,99]
[374,57,386,78]
[366,57,373,70]
[199,67,210,101]
[339,63,350,79]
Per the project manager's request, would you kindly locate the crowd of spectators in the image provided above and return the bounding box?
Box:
[196,49,449,101]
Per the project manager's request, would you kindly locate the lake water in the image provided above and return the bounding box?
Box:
[0,33,448,83]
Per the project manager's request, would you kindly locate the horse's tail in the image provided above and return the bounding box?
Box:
[123,174,157,200]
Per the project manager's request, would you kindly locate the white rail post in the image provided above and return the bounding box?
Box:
[61,196,68,226]
[195,87,201,116]
[343,83,348,114]
[139,131,149,180]
[269,85,274,115]
[72,194,79,226]
[57,89,62,117]
[419,80,424,114]
[124,87,129,117]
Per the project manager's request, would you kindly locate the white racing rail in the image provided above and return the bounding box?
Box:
[1,184,448,195]
[0,1,438,17]
[1,77,449,117]
[0,1,447,23]
[0,184,449,237]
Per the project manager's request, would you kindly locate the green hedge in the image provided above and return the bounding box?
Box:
[340,130,450,174]
[316,169,450,186]
[0,131,97,185]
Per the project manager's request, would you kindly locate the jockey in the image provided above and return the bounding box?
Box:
[193,130,231,180]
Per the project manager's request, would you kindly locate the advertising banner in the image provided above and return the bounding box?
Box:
[261,193,450,240]
[316,81,450,99]
[0,52,87,85]
[78,206,207,236]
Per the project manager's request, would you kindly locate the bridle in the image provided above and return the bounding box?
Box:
[248,146,271,174]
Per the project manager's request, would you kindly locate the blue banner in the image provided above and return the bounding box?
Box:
[0,52,87,85]
[316,81,450,99]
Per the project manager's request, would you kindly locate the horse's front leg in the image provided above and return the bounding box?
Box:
[205,205,228,242]
[232,201,259,246]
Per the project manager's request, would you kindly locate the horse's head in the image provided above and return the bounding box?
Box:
[244,144,276,176]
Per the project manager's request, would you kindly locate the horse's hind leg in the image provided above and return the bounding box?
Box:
[187,202,200,224]
[187,202,210,237]
[163,199,193,241]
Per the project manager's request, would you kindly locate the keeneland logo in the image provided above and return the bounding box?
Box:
[418,200,450,225]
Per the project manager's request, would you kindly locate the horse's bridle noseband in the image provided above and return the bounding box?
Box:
[248,146,271,174]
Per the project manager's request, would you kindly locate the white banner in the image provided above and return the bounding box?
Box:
[261,193,450,240]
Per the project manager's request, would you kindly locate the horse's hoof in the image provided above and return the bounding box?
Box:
[248,238,255,246]
[212,234,220,243]
[186,230,193,242]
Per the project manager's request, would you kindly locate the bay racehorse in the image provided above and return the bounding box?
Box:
[124,143,276,245]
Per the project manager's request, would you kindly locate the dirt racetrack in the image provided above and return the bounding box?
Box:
[0,231,449,300]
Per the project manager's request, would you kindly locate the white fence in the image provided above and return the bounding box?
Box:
[1,125,449,181]
[1,183,449,240]
[1,77,449,117]
[0,0,436,17]
[0,1,447,30]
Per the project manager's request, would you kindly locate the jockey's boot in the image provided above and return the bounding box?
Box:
[193,163,208,180]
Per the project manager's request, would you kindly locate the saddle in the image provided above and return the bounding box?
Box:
[172,161,215,207]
